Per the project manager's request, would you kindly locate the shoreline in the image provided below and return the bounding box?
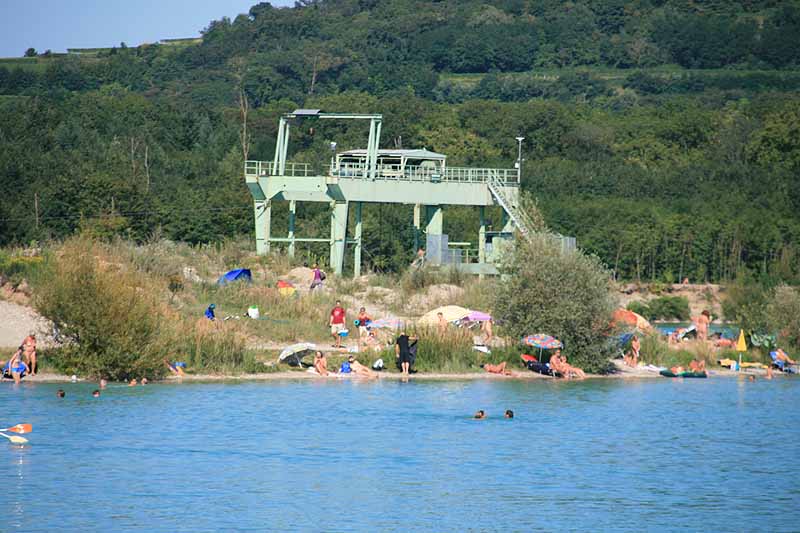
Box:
[10,364,783,384]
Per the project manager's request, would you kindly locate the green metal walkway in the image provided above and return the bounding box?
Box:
[245,110,532,276]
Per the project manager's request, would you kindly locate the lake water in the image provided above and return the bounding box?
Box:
[3,377,798,532]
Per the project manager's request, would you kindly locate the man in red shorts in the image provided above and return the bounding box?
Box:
[330,300,346,348]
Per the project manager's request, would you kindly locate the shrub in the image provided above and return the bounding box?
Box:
[493,233,618,373]
[721,275,773,332]
[766,285,800,351]
[34,236,171,380]
[628,296,690,321]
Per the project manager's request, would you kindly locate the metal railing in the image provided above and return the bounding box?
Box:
[331,162,519,185]
[246,160,519,185]
[444,167,517,184]
[245,161,312,178]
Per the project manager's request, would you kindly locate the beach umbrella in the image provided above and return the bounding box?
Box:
[523,334,563,349]
[736,329,747,371]
[523,334,563,364]
[278,342,316,366]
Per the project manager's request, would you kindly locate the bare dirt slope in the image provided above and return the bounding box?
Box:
[0,300,51,348]
[618,283,724,320]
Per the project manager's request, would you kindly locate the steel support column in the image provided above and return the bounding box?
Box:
[413,203,422,251]
[353,202,363,278]
[426,205,443,235]
[288,200,296,257]
[329,201,349,275]
[254,200,271,255]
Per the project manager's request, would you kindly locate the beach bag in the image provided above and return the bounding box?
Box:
[372,358,385,371]
[340,361,352,373]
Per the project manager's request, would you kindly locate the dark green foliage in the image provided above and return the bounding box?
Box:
[33,237,171,380]
[493,234,618,373]
[627,296,690,321]
[0,1,799,282]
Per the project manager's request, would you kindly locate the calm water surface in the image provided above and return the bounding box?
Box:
[2,377,798,532]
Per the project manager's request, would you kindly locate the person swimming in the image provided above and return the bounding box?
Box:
[504,410,514,419]
[92,390,100,397]
[474,410,486,420]
[57,389,65,398]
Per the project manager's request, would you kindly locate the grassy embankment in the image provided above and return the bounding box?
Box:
[1,237,520,378]
[1,238,775,379]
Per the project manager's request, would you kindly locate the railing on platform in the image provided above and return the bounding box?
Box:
[245,160,518,185]
[245,161,311,178]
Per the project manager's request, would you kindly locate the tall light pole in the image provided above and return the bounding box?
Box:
[515,136,524,182]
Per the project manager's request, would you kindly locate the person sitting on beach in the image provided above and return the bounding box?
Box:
[348,356,378,379]
[21,333,37,375]
[624,335,641,367]
[313,351,328,376]
[549,350,586,380]
[364,331,382,352]
[714,337,735,349]
[165,359,185,377]
[481,362,513,376]
[474,410,486,420]
[2,349,29,384]
[773,349,796,365]
[689,358,706,373]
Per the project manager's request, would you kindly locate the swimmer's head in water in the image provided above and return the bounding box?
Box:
[57,389,65,398]
[474,410,485,419]
[505,410,514,419]
[92,390,100,397]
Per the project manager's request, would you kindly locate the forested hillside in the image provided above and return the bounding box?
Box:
[1,0,799,282]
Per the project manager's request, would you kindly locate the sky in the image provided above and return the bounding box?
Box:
[0,0,293,57]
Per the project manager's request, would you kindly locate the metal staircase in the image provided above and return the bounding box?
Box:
[487,175,535,240]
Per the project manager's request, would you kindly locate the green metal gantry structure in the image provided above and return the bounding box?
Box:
[245,109,541,277]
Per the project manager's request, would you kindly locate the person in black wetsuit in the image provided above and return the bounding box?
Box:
[395,332,419,375]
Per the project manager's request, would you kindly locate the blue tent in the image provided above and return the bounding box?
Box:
[217,269,252,286]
